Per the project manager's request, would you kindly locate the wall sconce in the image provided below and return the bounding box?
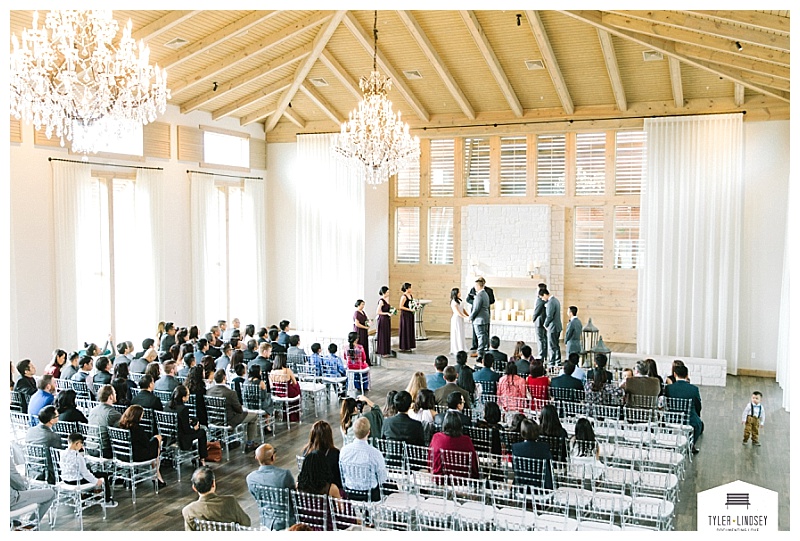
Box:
[527,261,541,278]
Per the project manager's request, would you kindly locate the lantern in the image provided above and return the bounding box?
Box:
[580,318,599,368]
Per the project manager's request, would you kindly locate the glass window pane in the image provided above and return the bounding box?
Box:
[429,207,454,264]
[537,134,566,196]
[430,139,455,197]
[615,131,647,195]
[614,205,641,269]
[464,137,490,197]
[204,131,250,168]
[574,206,604,268]
[397,160,420,197]
[575,132,606,195]
[395,207,420,264]
[500,136,527,196]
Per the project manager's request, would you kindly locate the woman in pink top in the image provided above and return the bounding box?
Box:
[343,331,369,392]
[497,363,527,411]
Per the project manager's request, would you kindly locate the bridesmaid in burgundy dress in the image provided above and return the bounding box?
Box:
[375,286,392,357]
[353,299,370,363]
[398,282,416,353]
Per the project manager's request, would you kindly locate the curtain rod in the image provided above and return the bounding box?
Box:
[186,169,263,181]
[48,157,163,170]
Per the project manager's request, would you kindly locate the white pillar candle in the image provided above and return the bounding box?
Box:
[513,301,519,311]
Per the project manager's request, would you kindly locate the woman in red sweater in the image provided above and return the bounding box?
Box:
[526,362,550,407]
[428,411,479,478]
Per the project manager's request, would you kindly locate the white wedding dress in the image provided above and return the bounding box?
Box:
[450,299,467,354]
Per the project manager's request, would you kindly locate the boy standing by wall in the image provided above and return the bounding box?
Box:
[742,391,765,446]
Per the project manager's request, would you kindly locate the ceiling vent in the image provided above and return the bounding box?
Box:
[309,77,329,87]
[642,50,664,62]
[164,37,189,50]
[403,69,423,80]
[525,59,545,70]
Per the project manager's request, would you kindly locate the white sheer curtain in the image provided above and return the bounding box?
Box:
[638,113,743,373]
[229,179,267,327]
[52,161,94,348]
[296,134,365,335]
[190,172,222,331]
[140,168,167,323]
[775,205,790,412]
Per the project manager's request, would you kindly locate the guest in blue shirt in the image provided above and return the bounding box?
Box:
[474,352,501,384]
[323,344,347,377]
[425,355,449,391]
[309,343,325,376]
[28,375,56,426]
[277,320,291,347]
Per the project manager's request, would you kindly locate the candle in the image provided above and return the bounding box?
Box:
[505,299,512,311]
[513,301,519,311]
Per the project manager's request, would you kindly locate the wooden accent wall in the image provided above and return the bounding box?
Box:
[389,125,641,344]
[143,122,171,159]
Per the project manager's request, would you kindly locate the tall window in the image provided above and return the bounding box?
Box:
[395,207,420,264]
[428,207,454,264]
[573,206,604,268]
[464,137,490,196]
[575,132,606,195]
[429,139,455,197]
[500,136,527,196]
[615,131,647,195]
[536,134,566,196]
[614,205,641,269]
[396,160,420,197]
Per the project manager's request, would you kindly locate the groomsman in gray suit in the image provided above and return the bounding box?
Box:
[564,306,583,358]
[532,283,548,360]
[469,277,491,357]
[540,288,563,366]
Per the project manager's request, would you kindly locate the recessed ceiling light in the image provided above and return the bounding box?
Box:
[642,50,664,62]
[164,37,189,50]
[403,70,423,80]
[525,59,545,70]
[309,77,329,87]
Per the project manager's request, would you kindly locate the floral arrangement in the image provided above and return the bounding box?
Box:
[389,307,398,316]
[409,299,421,311]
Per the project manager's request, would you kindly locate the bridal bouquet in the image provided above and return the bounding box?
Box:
[389,307,398,316]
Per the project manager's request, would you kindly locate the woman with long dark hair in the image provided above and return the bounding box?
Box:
[538,403,568,461]
[112,362,135,406]
[185,365,208,427]
[344,332,369,393]
[429,412,479,478]
[455,352,476,402]
[398,282,416,353]
[296,450,341,498]
[339,395,382,439]
[584,355,623,406]
[476,401,503,455]
[353,299,371,362]
[45,349,67,379]
[375,286,392,358]
[450,287,469,354]
[54,389,87,423]
[301,421,342,491]
[497,363,527,411]
[165,385,208,466]
[119,404,165,487]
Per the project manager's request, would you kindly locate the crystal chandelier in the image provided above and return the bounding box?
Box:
[9,10,170,154]
[332,11,419,186]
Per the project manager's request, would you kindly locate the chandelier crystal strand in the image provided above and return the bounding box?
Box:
[9,10,170,153]
[332,10,419,186]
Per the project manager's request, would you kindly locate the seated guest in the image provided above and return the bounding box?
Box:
[408,388,437,426]
[256,327,269,344]
[434,366,471,407]
[488,336,509,371]
[515,345,533,377]
[277,320,291,347]
[132,375,164,411]
[178,343,194,367]
[405,371,427,403]
[119,404,165,487]
[130,347,155,375]
[178,355,195,378]
[54,389,87,424]
[183,466,251,531]
[45,349,67,379]
[208,370,261,452]
[620,359,661,403]
[88,385,122,459]
[60,352,80,381]
[526,362,550,402]
[343,332,369,392]
[565,353,587,383]
[455,352,477,402]
[250,342,273,376]
[586,353,614,383]
[429,412,479,478]
[425,355,448,391]
[383,390,398,418]
[25,405,63,483]
[340,395,383,440]
[433,390,472,428]
[286,335,307,363]
[381,391,425,446]
[497,363,527,411]
[60,432,116,507]
[112,362,136,405]
[474,352,501,387]
[644,358,665,395]
[229,362,247,404]
[537,404,568,462]
[160,321,177,353]
[268,328,286,360]
[185,365,208,427]
[246,444,295,530]
[511,419,553,488]
[155,360,179,394]
[213,341,232,372]
[93,357,113,386]
[665,359,689,386]
[301,421,342,491]
[114,341,135,367]
[323,343,347,377]
[339,417,387,501]
[475,401,503,455]
[134,338,155,361]
[551,360,585,393]
[10,461,56,524]
[28,375,56,426]
[296,450,341,498]
[584,354,623,407]
[246,364,273,416]
[243,339,259,362]
[664,364,703,453]
[145,361,161,387]
[14,359,37,412]
[165,385,208,466]
[308,343,325,376]
[570,418,603,471]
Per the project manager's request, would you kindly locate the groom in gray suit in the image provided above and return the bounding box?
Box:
[540,288,563,366]
[469,277,491,357]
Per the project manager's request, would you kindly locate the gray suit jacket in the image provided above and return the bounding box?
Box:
[565,317,582,355]
[470,289,491,324]
[533,297,546,328]
[206,383,246,427]
[544,296,562,333]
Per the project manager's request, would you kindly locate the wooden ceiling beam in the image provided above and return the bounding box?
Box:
[682,10,789,34]
[668,57,684,108]
[524,11,574,116]
[282,108,306,129]
[397,10,475,120]
[734,84,745,107]
[299,83,344,124]
[343,11,430,122]
[609,10,790,51]
[319,50,362,101]
[180,44,312,114]
[596,29,627,112]
[265,11,347,132]
[600,11,790,66]
[211,79,291,121]
[132,10,200,42]
[460,10,523,118]
[161,11,279,71]
[674,42,790,80]
[240,108,276,127]
[559,11,790,103]
[169,11,332,96]
[702,61,789,92]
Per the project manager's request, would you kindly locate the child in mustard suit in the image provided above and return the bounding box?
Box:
[742,391,765,446]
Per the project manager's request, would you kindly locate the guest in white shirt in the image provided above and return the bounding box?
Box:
[60,432,117,507]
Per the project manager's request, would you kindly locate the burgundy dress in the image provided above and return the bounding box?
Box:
[353,309,370,361]
[376,299,391,356]
[399,294,416,351]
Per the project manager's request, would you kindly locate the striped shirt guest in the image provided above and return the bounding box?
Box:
[338,417,387,501]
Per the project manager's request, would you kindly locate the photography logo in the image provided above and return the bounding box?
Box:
[697,480,778,531]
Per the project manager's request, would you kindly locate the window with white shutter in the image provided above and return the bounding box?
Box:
[614,205,641,269]
[536,134,566,196]
[615,131,647,195]
[464,137,490,196]
[395,207,420,264]
[500,136,527,196]
[428,207,454,264]
[574,206,604,268]
[575,132,606,195]
[430,139,455,197]
[396,160,420,197]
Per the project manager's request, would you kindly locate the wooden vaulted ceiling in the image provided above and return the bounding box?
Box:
[9,9,790,142]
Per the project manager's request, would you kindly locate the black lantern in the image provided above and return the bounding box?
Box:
[580,318,599,368]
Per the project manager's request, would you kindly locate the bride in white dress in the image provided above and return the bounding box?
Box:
[450,287,470,354]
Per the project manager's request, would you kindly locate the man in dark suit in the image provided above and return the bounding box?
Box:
[550,361,585,392]
[466,281,495,355]
[14,359,38,413]
[154,360,179,393]
[540,288,563,366]
[434,366,471,407]
[132,375,164,411]
[664,364,703,453]
[207,370,261,451]
[134,338,155,360]
[250,343,273,376]
[433,391,472,428]
[515,345,533,378]
[474,352,501,385]
[130,348,155,374]
[25,406,63,483]
[487,336,508,367]
[277,320,291,347]
[381,391,425,446]
[564,306,582,357]
[532,282,548,360]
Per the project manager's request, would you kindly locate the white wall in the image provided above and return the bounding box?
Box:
[364,181,390,318]
[738,120,790,372]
